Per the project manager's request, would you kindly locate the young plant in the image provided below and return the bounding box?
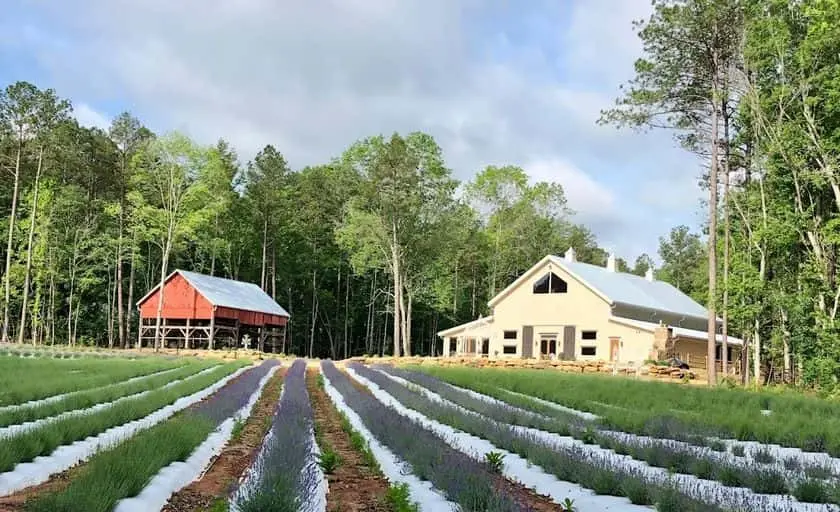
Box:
[484,451,506,473]
[231,417,246,442]
[317,447,342,474]
[559,498,577,512]
[384,483,420,512]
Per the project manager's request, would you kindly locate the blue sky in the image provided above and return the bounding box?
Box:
[0,0,707,262]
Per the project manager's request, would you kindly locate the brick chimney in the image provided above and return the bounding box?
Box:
[651,323,674,360]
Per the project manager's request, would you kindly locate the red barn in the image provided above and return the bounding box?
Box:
[136,270,290,352]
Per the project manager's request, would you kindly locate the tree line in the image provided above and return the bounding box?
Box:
[602,0,840,388]
[2,82,686,360]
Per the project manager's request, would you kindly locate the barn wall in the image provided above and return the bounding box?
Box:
[139,274,214,320]
[216,307,288,326]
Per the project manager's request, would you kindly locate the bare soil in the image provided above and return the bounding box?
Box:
[161,367,285,512]
[307,369,394,512]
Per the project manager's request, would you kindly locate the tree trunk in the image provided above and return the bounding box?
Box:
[404,290,412,357]
[344,269,350,359]
[154,234,173,351]
[271,244,277,301]
[125,232,136,349]
[706,72,721,386]
[18,147,45,345]
[260,218,268,291]
[391,227,401,358]
[721,97,731,377]
[309,269,317,358]
[2,135,24,343]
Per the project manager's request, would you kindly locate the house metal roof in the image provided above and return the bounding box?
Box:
[139,270,290,317]
[555,256,710,321]
[609,317,743,345]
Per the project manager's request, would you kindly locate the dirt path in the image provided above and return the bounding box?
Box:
[307,368,394,512]
[162,367,285,512]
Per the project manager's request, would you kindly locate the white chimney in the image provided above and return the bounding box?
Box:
[645,267,654,282]
[564,247,576,263]
[606,252,616,272]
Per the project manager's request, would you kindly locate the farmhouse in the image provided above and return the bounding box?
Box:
[438,249,742,369]
[136,270,290,352]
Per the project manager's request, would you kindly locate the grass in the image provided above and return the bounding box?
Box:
[230,417,246,442]
[413,365,840,456]
[0,361,215,427]
[0,362,244,472]
[25,412,216,512]
[338,410,379,471]
[0,355,184,406]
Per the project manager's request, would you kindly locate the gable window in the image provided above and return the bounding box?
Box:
[582,331,597,340]
[533,272,568,294]
[503,330,517,340]
[503,345,517,354]
[581,346,597,356]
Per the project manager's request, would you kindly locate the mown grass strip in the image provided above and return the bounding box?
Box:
[352,365,726,512]
[0,362,214,427]
[0,356,183,406]
[24,361,277,512]
[0,362,246,473]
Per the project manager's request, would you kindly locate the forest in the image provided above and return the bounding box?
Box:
[1,0,839,389]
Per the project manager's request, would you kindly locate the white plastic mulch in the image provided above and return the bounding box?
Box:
[409,375,828,481]
[0,365,249,497]
[0,366,221,439]
[492,383,840,476]
[0,366,185,415]
[321,367,457,512]
[367,370,835,512]
[113,364,281,512]
[347,368,647,512]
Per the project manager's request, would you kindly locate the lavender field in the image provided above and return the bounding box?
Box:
[1,352,837,511]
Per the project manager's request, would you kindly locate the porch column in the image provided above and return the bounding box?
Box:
[209,313,216,350]
[185,318,191,349]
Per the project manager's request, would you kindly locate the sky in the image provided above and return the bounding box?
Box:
[0,0,708,262]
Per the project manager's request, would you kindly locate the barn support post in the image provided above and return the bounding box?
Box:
[185,318,191,349]
[209,311,216,350]
[258,326,265,353]
[136,317,143,349]
[234,320,240,349]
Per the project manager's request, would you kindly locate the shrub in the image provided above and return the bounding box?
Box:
[559,498,577,511]
[620,477,652,505]
[317,447,341,474]
[484,451,506,473]
[794,479,830,503]
[751,447,775,464]
[231,418,246,442]
[384,483,420,512]
[731,445,745,457]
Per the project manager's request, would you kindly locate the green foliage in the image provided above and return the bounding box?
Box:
[483,450,506,473]
[559,498,577,512]
[317,446,342,474]
[384,483,420,512]
[230,417,246,442]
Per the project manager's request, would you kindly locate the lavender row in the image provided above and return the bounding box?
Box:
[322,360,527,512]
[377,365,839,502]
[189,360,280,425]
[232,359,321,512]
[354,363,808,512]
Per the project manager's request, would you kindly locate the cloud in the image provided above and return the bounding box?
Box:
[3,0,705,260]
[73,103,110,130]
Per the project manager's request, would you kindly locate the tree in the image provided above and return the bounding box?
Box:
[601,0,745,384]
[129,132,217,350]
[658,225,706,299]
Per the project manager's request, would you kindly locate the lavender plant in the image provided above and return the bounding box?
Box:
[353,364,811,511]
[322,361,527,512]
[233,359,321,512]
[383,365,803,496]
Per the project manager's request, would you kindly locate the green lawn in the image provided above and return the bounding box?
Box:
[414,365,840,454]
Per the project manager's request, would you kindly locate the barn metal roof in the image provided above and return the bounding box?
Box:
[138,270,290,317]
[555,257,710,321]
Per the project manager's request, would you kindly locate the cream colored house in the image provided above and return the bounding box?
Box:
[438,249,742,367]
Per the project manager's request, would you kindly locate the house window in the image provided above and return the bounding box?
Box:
[715,345,735,362]
[533,272,567,294]
[503,345,517,354]
[581,331,597,340]
[503,330,517,340]
[581,346,597,356]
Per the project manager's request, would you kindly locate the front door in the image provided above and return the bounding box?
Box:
[481,338,489,355]
[610,337,620,361]
[540,336,558,358]
[522,326,534,359]
[562,326,576,360]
